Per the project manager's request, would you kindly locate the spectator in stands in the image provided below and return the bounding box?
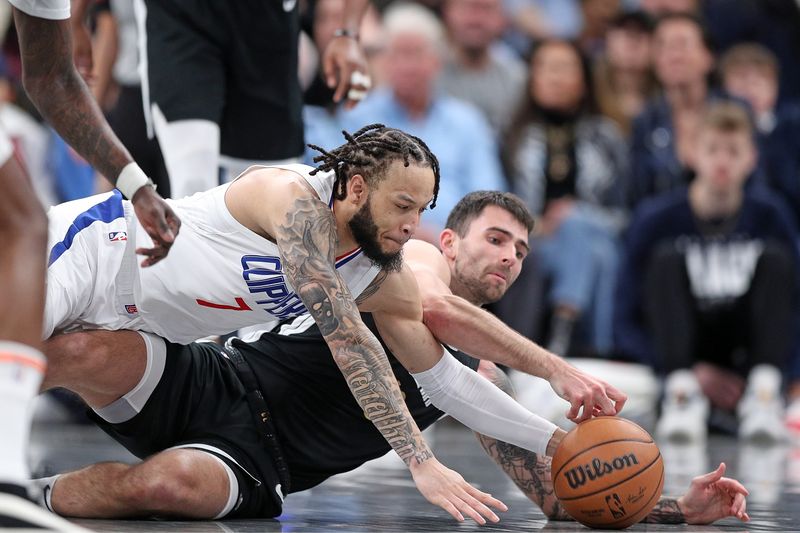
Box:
[503,39,628,358]
[575,0,621,59]
[720,43,800,226]
[639,0,697,16]
[343,2,506,239]
[439,0,526,138]
[615,102,797,444]
[593,11,658,136]
[628,12,718,208]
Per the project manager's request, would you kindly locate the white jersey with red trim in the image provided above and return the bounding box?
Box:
[44,164,381,343]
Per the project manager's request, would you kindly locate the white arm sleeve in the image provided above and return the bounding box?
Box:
[411,347,558,456]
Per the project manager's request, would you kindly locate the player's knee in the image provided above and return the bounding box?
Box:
[47,332,108,374]
[128,459,207,516]
[477,361,516,398]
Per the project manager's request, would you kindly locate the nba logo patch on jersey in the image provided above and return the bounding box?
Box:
[124,304,138,314]
[108,231,128,242]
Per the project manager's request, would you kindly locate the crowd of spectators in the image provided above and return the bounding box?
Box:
[2,0,799,443]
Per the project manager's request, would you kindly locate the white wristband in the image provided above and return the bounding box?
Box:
[117,162,154,199]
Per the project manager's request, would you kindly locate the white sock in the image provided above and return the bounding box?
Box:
[152,105,220,199]
[0,341,46,486]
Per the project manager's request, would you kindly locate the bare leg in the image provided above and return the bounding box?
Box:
[51,449,231,518]
[0,156,48,489]
[42,330,147,409]
[0,157,47,347]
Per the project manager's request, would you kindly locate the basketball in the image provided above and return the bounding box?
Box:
[551,417,664,529]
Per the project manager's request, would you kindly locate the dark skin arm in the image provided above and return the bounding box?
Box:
[13,9,180,266]
[323,0,370,107]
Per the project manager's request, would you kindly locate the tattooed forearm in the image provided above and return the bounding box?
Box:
[642,498,684,524]
[478,437,571,520]
[277,196,432,466]
[13,11,131,181]
[475,364,571,520]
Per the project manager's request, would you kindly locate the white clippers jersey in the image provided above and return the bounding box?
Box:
[134,164,381,343]
[7,0,70,20]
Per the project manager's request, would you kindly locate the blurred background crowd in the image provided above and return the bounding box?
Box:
[6,0,800,448]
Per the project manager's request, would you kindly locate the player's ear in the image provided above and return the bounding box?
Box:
[440,228,458,259]
[348,174,367,204]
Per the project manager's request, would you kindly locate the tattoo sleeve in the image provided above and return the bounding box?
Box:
[476,368,686,525]
[355,270,388,306]
[475,365,572,520]
[276,196,432,466]
[13,11,132,182]
[641,498,684,524]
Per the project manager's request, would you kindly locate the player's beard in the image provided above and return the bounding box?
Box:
[348,197,404,273]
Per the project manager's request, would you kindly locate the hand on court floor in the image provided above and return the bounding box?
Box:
[678,462,750,524]
[323,33,369,109]
[548,362,627,423]
[409,457,508,524]
[132,187,181,267]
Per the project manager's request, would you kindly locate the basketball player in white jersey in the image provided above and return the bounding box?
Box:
[44,124,510,522]
[35,192,745,525]
[42,125,626,522]
[1,0,179,528]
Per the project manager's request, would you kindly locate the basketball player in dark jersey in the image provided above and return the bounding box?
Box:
[139,0,373,198]
[35,191,748,525]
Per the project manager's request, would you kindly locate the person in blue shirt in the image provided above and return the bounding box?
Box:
[615,101,798,444]
[340,2,507,241]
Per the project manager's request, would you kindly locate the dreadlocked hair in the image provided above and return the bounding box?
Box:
[308,124,441,209]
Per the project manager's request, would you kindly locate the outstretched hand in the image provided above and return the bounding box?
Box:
[410,458,508,524]
[678,463,750,524]
[132,187,181,267]
[548,362,627,422]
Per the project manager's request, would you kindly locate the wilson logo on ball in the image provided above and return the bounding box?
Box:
[564,453,640,489]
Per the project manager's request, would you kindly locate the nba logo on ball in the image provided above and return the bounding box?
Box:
[552,417,664,529]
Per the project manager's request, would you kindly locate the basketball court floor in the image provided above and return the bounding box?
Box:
[29,412,798,532]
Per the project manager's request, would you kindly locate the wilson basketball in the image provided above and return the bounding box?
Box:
[551,417,664,529]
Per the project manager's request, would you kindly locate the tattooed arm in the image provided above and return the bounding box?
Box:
[475,363,749,525]
[12,9,179,265]
[473,362,572,521]
[269,186,504,524]
[275,194,432,466]
[644,463,749,524]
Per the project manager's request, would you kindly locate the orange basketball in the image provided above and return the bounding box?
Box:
[551,417,664,529]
